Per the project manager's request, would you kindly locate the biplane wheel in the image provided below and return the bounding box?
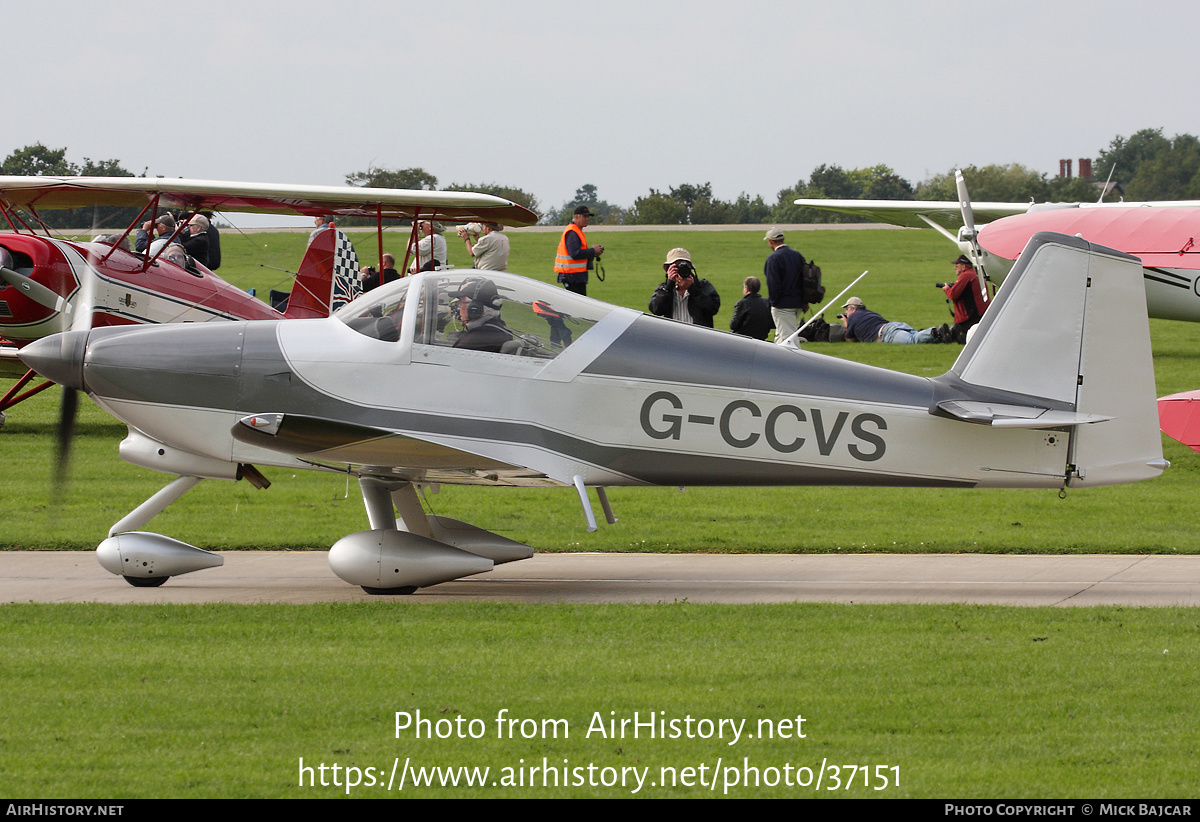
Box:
[361,585,419,596]
[123,575,169,588]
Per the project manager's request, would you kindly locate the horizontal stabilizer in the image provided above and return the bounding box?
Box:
[936,400,1113,428]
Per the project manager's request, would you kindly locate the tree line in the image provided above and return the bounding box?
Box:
[545,128,1200,225]
[5,128,1198,228]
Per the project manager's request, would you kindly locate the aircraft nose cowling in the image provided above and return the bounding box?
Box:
[17,330,88,390]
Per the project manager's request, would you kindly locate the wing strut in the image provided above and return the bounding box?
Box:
[102,197,158,265]
[376,204,384,271]
[0,368,55,415]
[0,197,25,232]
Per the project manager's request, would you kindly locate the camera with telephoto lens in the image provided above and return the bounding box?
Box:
[935,282,949,288]
[672,259,696,279]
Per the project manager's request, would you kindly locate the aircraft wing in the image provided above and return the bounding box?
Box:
[232,412,561,487]
[978,204,1200,270]
[0,342,26,378]
[791,198,1033,230]
[0,176,538,227]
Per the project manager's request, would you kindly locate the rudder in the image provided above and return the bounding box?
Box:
[949,232,1165,486]
[282,226,361,319]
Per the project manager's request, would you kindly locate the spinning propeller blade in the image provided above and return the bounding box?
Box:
[52,250,98,495]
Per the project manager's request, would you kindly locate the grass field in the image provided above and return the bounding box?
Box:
[3,226,1199,799]
[3,601,1198,798]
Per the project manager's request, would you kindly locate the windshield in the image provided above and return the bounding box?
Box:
[335,277,414,342]
[418,271,612,356]
[337,271,613,358]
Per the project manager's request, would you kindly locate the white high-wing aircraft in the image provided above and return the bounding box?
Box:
[795,171,1200,323]
[20,229,1166,593]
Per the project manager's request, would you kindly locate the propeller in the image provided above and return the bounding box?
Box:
[0,265,74,316]
[51,249,97,497]
[956,169,977,240]
[955,169,991,303]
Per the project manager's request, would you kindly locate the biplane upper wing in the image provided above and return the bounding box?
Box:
[790,198,1033,230]
[0,176,538,226]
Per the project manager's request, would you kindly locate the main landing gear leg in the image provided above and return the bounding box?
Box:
[573,476,618,531]
[329,477,534,595]
[97,475,223,586]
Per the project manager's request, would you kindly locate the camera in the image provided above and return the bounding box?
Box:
[935,282,949,288]
[672,259,696,279]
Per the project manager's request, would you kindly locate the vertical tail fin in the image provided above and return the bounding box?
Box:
[948,232,1165,486]
[282,227,361,319]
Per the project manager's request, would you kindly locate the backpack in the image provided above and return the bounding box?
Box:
[797,315,829,343]
[802,259,825,306]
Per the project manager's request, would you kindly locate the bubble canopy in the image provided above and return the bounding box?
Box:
[335,270,613,356]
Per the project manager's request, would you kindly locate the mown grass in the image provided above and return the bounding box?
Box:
[2,602,1197,798]
[4,227,1199,553]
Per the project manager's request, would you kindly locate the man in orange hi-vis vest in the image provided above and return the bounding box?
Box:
[554,205,604,296]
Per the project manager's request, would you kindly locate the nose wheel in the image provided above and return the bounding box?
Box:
[123,575,169,588]
[362,585,419,595]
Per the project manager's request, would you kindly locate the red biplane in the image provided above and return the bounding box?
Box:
[0,177,537,425]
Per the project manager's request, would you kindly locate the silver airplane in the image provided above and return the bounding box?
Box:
[19,231,1166,593]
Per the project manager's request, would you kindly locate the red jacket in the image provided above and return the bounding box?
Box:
[945,268,987,325]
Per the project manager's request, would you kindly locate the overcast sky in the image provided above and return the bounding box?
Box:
[9,1,1199,225]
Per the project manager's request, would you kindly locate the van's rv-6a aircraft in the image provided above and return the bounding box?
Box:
[0,176,536,425]
[794,170,1200,323]
[19,199,1167,592]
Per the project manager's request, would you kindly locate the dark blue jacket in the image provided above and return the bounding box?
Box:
[764,245,807,310]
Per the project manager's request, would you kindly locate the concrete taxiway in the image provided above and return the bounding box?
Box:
[2,552,1198,606]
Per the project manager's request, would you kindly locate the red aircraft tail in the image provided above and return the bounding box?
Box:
[280,226,362,319]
